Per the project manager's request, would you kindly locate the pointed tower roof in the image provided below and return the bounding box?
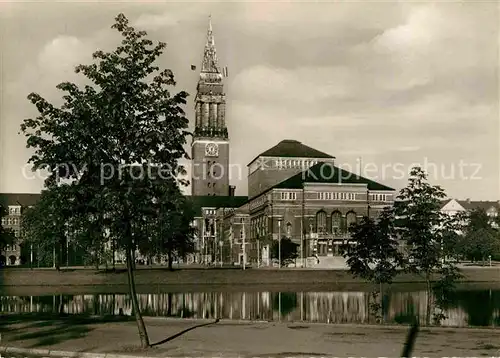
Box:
[201,15,221,74]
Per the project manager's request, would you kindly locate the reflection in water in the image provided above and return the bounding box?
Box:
[1,290,500,327]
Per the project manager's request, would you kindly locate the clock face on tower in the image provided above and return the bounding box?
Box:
[205,142,219,157]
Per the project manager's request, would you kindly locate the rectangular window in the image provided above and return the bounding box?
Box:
[281,192,297,200]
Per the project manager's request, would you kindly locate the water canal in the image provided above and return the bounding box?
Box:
[1,288,500,327]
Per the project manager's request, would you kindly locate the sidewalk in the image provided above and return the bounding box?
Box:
[1,316,499,357]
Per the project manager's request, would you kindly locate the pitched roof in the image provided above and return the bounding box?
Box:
[249,139,334,166]
[458,200,500,211]
[0,193,41,208]
[187,195,248,216]
[439,199,450,209]
[250,162,394,200]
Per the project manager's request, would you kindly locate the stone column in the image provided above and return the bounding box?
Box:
[213,103,219,128]
[218,102,225,128]
[195,103,201,128]
[209,103,215,127]
[202,103,209,127]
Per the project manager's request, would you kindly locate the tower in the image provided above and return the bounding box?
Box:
[191,17,229,196]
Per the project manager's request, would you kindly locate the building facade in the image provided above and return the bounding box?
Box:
[191,18,230,197]
[440,198,500,228]
[0,194,39,266]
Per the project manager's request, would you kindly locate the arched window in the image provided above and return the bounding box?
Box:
[346,211,357,230]
[286,222,292,238]
[316,211,327,233]
[331,211,342,235]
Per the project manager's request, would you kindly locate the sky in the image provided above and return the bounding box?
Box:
[0,0,498,200]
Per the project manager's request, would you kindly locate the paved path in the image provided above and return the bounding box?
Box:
[1,317,500,357]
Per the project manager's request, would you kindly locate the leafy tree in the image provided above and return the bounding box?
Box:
[271,237,299,267]
[459,228,500,265]
[468,208,493,230]
[440,211,467,263]
[0,205,15,257]
[343,207,403,322]
[20,14,190,348]
[22,187,76,270]
[138,181,196,270]
[458,208,500,265]
[395,167,462,325]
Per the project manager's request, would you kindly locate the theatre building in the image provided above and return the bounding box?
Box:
[185,19,396,267]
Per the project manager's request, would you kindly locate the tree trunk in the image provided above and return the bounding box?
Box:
[168,249,173,271]
[55,242,61,271]
[425,273,432,326]
[126,246,150,348]
[58,295,65,315]
[112,238,116,271]
[379,282,384,324]
[167,292,173,317]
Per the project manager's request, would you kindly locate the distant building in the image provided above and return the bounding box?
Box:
[0,193,39,266]
[440,199,500,227]
[0,18,396,268]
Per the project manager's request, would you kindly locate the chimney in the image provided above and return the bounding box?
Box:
[229,185,235,197]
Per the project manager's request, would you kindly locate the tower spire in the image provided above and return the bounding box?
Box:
[201,15,220,74]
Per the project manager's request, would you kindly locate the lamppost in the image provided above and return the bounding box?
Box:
[309,220,313,261]
[278,218,282,269]
[242,220,246,270]
[256,232,260,268]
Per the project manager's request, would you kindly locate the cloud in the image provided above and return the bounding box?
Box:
[37,36,92,80]
[232,65,354,105]
[0,1,498,200]
[133,12,179,30]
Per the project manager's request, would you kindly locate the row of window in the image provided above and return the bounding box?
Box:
[280,191,391,202]
[248,210,357,239]
[1,217,20,226]
[8,207,21,215]
[249,195,266,211]
[317,192,356,201]
[275,159,320,170]
[4,244,18,251]
[370,194,389,202]
[280,192,298,200]
[311,211,358,235]
[250,215,267,239]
